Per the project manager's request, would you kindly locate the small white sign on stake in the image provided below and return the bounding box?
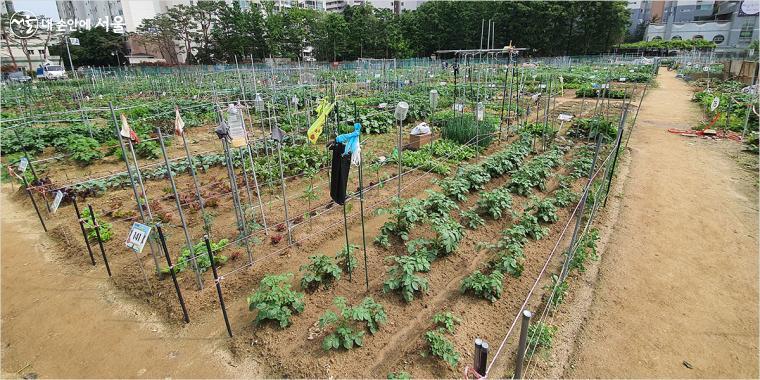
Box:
[69,37,80,46]
[703,66,709,72]
[126,222,152,254]
[18,157,28,173]
[710,97,720,112]
[51,190,64,213]
[558,113,573,122]
[619,77,627,82]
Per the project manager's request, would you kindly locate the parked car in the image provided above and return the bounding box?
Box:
[8,71,32,83]
[37,65,67,80]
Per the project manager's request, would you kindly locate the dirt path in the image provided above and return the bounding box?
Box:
[0,187,260,379]
[566,70,759,377]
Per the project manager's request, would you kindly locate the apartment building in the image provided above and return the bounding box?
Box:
[645,0,758,52]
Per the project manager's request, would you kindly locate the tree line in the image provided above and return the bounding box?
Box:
[55,0,631,67]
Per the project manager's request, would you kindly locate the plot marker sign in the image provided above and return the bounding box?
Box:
[18,157,28,173]
[51,190,63,213]
[126,222,152,254]
[710,97,720,112]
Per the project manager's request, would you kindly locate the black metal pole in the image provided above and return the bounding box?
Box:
[21,175,46,232]
[157,224,190,324]
[88,204,111,277]
[342,203,351,281]
[205,235,232,337]
[72,196,96,265]
[359,154,369,292]
[603,109,628,208]
[498,66,509,144]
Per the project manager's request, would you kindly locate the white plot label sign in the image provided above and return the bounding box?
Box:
[126,222,152,253]
[558,113,573,122]
[18,157,28,173]
[51,190,63,213]
[710,97,720,112]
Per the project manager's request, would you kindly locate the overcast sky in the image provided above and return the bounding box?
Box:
[13,0,59,20]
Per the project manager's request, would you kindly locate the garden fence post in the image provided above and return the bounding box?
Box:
[604,107,628,208]
[476,104,480,161]
[593,82,602,116]
[156,127,204,290]
[245,144,269,235]
[87,203,111,277]
[358,151,369,292]
[580,90,586,116]
[725,95,732,136]
[474,338,489,375]
[261,105,276,210]
[516,67,523,125]
[397,118,403,200]
[179,130,211,236]
[542,76,552,151]
[624,82,648,149]
[515,309,532,379]
[109,102,162,276]
[220,137,254,261]
[342,202,351,281]
[205,235,233,338]
[275,140,293,245]
[157,224,190,324]
[72,196,96,265]
[741,67,757,139]
[238,147,256,220]
[234,55,247,102]
[560,135,602,283]
[505,65,515,142]
[20,174,47,232]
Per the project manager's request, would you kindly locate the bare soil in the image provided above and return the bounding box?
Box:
[0,185,262,378]
[559,69,759,378]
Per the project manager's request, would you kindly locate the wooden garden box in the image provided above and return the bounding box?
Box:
[409,132,432,150]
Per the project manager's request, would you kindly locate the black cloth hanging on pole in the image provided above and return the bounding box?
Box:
[329,141,351,205]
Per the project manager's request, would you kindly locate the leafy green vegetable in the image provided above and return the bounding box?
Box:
[461,270,504,302]
[247,273,305,328]
[318,296,387,350]
[383,255,429,302]
[432,311,461,334]
[425,330,460,368]
[300,254,342,291]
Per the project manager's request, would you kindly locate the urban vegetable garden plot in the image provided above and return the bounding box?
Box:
[1,56,653,378]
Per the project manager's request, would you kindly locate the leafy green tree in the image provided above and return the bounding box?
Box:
[166,5,196,64]
[212,1,268,61]
[314,12,349,61]
[190,1,224,63]
[131,0,631,63]
[135,14,179,64]
[52,27,127,68]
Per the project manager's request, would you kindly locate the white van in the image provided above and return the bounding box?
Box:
[39,65,67,80]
